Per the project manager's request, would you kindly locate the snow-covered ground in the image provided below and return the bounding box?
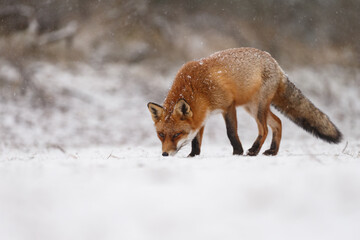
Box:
[0,141,359,240]
[0,61,359,240]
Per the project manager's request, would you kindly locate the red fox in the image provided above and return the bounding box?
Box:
[147,48,342,157]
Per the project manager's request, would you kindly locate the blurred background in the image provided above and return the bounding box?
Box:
[0,0,359,149]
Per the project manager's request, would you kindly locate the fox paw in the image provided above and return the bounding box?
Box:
[233,148,244,155]
[188,152,200,157]
[247,148,259,156]
[263,149,278,156]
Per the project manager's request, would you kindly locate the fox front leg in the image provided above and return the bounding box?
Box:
[188,126,205,157]
[223,103,244,155]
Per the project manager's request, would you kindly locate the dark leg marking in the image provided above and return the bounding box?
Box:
[224,112,243,155]
[263,140,278,156]
[188,137,200,157]
[247,135,262,156]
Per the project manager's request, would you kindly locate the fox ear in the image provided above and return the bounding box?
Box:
[147,102,164,122]
[174,99,193,120]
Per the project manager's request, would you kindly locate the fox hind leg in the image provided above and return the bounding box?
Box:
[223,103,244,155]
[246,103,269,156]
[263,110,282,156]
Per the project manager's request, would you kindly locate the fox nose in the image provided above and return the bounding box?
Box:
[162,152,169,157]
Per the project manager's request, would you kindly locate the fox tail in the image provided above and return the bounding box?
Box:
[272,77,342,143]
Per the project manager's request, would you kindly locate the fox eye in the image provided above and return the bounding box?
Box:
[172,132,183,139]
[158,132,165,139]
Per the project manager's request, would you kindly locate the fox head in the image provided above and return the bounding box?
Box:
[147,99,198,156]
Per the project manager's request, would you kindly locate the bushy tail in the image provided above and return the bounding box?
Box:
[272,77,342,143]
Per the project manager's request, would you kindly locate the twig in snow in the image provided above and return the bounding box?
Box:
[47,144,78,159]
[341,141,348,154]
[107,152,122,159]
[341,141,353,157]
[47,144,66,153]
